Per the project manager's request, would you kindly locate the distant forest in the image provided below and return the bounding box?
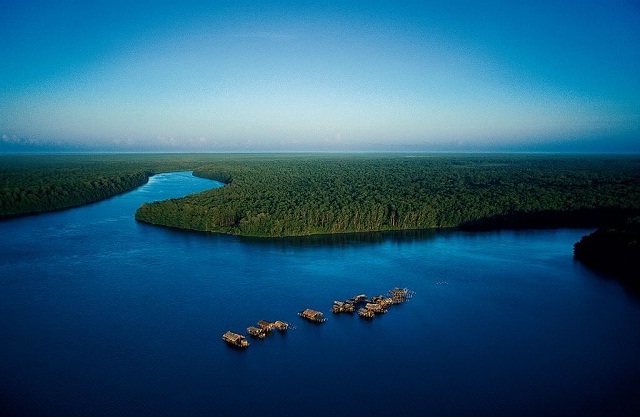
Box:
[2,154,639,238]
[0,154,218,217]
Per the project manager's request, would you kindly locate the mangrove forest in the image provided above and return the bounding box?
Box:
[135,154,640,237]
[2,154,639,239]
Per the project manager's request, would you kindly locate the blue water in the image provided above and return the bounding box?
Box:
[1,172,639,417]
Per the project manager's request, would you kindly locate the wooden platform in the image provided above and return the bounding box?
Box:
[222,331,249,348]
[298,308,327,323]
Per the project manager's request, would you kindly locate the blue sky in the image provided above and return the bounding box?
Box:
[1,0,639,152]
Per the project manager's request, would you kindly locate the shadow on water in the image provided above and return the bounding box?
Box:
[576,260,640,298]
[150,224,443,249]
[239,228,444,248]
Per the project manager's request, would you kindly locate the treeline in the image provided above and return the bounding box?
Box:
[4,154,639,235]
[574,218,640,292]
[134,154,640,237]
[0,154,225,217]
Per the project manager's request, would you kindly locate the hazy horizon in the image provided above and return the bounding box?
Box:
[1,1,639,153]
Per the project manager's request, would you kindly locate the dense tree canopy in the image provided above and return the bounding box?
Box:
[3,154,639,236]
[0,154,219,217]
[134,154,640,237]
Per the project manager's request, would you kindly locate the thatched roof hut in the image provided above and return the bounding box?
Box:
[222,331,249,348]
[299,308,327,323]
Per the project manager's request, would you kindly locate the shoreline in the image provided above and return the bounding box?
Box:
[134,206,636,239]
[0,173,152,220]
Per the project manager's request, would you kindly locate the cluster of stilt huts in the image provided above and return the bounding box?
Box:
[223,287,413,349]
[332,287,414,318]
[222,320,290,349]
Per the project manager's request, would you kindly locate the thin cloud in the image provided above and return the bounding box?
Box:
[230,31,299,40]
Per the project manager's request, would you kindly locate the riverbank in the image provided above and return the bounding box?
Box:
[0,154,228,218]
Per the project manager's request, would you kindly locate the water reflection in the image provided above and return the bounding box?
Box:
[256,228,441,248]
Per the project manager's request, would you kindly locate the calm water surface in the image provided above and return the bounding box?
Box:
[1,172,639,416]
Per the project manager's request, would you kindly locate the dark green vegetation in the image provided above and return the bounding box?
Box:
[574,218,640,292]
[0,154,220,217]
[134,154,640,237]
[3,154,639,239]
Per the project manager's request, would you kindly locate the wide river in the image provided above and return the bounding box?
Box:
[1,171,639,416]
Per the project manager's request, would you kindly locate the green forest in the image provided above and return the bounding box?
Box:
[0,154,219,217]
[3,154,640,238]
[134,154,640,237]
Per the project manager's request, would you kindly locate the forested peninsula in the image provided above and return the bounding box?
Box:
[134,154,640,237]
